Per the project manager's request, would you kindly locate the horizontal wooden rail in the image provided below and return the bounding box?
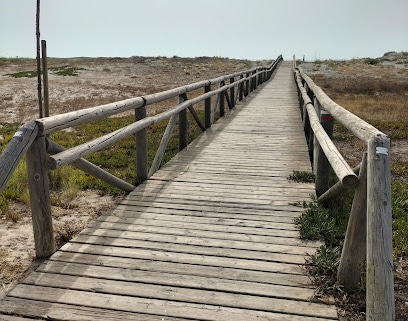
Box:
[298,69,382,142]
[305,104,358,188]
[293,58,394,321]
[0,121,39,194]
[48,78,248,169]
[37,62,280,136]
[0,54,282,259]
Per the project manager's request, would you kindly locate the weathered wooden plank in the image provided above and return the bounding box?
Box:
[71,233,313,261]
[0,297,189,321]
[8,284,338,320]
[86,217,306,243]
[30,265,315,301]
[48,252,311,287]
[77,228,317,255]
[95,212,300,231]
[60,242,304,275]
[108,202,304,220]
[107,205,301,230]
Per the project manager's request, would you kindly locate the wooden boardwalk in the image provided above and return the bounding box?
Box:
[0,62,338,321]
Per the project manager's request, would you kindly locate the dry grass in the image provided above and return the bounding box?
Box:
[305,56,408,321]
[335,94,408,122]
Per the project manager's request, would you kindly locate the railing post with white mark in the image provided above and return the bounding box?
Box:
[366,134,395,321]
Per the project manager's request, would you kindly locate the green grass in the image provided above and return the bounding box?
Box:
[288,170,315,183]
[5,65,86,78]
[0,110,204,219]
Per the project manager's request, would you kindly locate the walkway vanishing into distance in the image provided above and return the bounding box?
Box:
[0,62,339,320]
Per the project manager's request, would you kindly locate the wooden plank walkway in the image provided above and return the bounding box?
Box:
[0,62,338,321]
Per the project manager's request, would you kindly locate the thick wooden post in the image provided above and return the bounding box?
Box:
[204,84,211,129]
[135,105,148,183]
[219,81,225,118]
[178,94,188,151]
[229,77,235,108]
[239,75,244,101]
[253,70,257,90]
[245,73,250,96]
[338,152,367,291]
[26,135,54,258]
[366,134,395,321]
[314,99,334,196]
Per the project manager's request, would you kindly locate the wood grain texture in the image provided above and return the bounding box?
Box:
[0,61,338,321]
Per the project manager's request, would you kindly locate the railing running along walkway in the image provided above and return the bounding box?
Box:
[0,55,282,258]
[293,57,394,321]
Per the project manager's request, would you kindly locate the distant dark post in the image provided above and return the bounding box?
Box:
[135,106,148,183]
[219,81,225,117]
[204,84,211,129]
[230,77,235,108]
[178,94,188,150]
[41,40,49,117]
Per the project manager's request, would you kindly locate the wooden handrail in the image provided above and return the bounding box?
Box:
[293,59,394,321]
[0,121,38,194]
[0,54,283,260]
[37,60,281,135]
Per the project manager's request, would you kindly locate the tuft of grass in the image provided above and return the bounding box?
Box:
[364,58,380,65]
[392,179,408,258]
[49,65,86,76]
[6,70,38,78]
[288,170,315,183]
[5,65,86,78]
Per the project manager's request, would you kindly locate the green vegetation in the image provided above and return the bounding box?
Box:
[6,65,86,78]
[0,112,203,220]
[6,70,38,78]
[287,170,315,183]
[49,65,86,76]
[364,58,380,65]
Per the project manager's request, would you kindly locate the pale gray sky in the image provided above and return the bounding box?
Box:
[1,0,407,61]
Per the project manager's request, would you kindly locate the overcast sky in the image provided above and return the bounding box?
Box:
[1,0,407,61]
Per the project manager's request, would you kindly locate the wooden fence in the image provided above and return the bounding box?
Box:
[293,58,395,321]
[0,55,283,258]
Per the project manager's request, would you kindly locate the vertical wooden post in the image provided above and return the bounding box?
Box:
[366,134,395,321]
[36,0,43,118]
[204,84,211,129]
[253,70,257,90]
[41,40,49,117]
[338,152,367,291]
[239,75,244,101]
[314,99,334,196]
[26,135,54,258]
[229,77,235,108]
[178,94,188,151]
[219,82,225,118]
[245,73,250,96]
[135,105,148,183]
